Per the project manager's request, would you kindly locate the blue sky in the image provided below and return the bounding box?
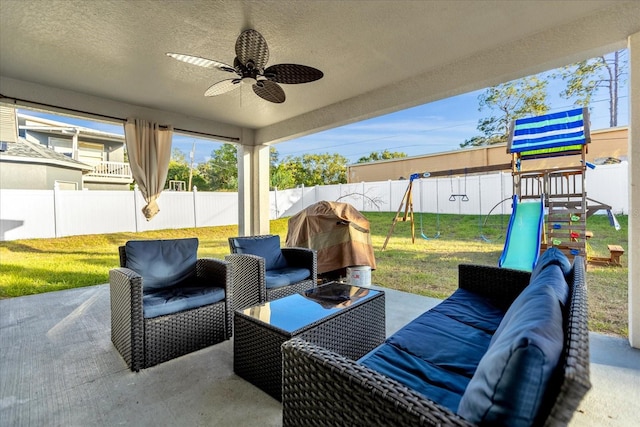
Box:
[21,52,628,165]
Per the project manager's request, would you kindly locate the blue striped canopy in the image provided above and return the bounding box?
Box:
[508,108,590,156]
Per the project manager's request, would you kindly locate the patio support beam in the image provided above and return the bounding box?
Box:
[237,129,270,236]
[629,31,640,349]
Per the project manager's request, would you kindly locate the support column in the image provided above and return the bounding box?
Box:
[629,32,640,349]
[72,129,79,160]
[237,128,271,236]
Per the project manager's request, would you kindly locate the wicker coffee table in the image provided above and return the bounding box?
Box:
[233,282,385,401]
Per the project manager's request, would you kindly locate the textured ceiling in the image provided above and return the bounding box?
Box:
[1,1,639,145]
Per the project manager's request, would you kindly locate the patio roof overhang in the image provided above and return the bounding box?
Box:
[1,0,639,348]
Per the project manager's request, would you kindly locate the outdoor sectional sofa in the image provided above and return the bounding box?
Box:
[282,248,590,426]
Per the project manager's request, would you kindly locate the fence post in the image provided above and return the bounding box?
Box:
[193,186,198,228]
[274,186,279,218]
[53,182,59,238]
[418,178,423,214]
[478,175,482,216]
[133,184,139,233]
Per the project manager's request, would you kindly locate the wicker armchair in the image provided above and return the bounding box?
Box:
[110,238,232,371]
[226,234,317,310]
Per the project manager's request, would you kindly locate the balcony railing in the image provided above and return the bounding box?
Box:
[86,161,132,179]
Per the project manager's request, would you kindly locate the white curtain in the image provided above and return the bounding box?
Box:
[124,118,173,220]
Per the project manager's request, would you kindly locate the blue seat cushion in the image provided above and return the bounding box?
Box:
[457,275,565,426]
[230,235,288,271]
[431,288,507,334]
[360,343,468,412]
[265,267,311,289]
[387,310,495,378]
[143,282,225,318]
[359,288,506,412]
[125,238,198,290]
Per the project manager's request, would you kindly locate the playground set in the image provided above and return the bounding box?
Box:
[382,107,623,270]
[501,107,622,271]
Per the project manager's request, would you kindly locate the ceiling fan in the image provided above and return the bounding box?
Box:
[166,29,323,104]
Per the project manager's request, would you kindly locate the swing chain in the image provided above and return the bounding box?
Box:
[449,168,470,201]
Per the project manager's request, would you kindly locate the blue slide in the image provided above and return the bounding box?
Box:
[498,195,544,272]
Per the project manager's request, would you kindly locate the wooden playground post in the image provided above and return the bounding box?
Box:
[382,174,418,250]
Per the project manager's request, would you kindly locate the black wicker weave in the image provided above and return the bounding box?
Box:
[226,235,317,309]
[282,259,590,426]
[110,246,232,371]
[234,285,385,401]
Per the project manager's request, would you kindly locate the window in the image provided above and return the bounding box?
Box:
[49,137,72,156]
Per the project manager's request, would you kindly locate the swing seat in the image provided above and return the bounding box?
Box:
[449,194,469,202]
[420,230,441,240]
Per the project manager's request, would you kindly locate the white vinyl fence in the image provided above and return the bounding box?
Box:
[0,163,628,241]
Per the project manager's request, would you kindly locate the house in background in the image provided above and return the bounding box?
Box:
[0,106,133,190]
[1,105,88,190]
[17,109,133,190]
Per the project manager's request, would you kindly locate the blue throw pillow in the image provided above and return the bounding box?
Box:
[231,235,288,271]
[125,238,198,290]
[457,283,565,426]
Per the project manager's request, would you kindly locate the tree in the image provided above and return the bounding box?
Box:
[555,49,627,127]
[303,153,348,185]
[165,148,208,191]
[357,150,407,163]
[165,149,189,190]
[198,143,238,191]
[279,153,348,186]
[270,147,297,190]
[461,76,550,147]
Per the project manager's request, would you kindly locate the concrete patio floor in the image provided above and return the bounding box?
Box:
[1,284,639,426]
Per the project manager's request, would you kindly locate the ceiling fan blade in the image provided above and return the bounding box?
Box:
[264,64,324,84]
[166,53,236,73]
[253,80,285,103]
[235,29,269,69]
[204,78,241,96]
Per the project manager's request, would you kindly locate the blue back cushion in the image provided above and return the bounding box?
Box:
[457,265,566,426]
[531,247,572,282]
[230,235,288,271]
[125,238,198,290]
[491,264,568,346]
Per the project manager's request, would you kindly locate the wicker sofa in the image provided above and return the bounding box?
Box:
[282,249,590,426]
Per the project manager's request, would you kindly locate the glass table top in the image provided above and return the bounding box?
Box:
[238,282,380,333]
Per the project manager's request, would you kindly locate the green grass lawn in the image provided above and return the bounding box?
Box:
[0,212,629,337]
